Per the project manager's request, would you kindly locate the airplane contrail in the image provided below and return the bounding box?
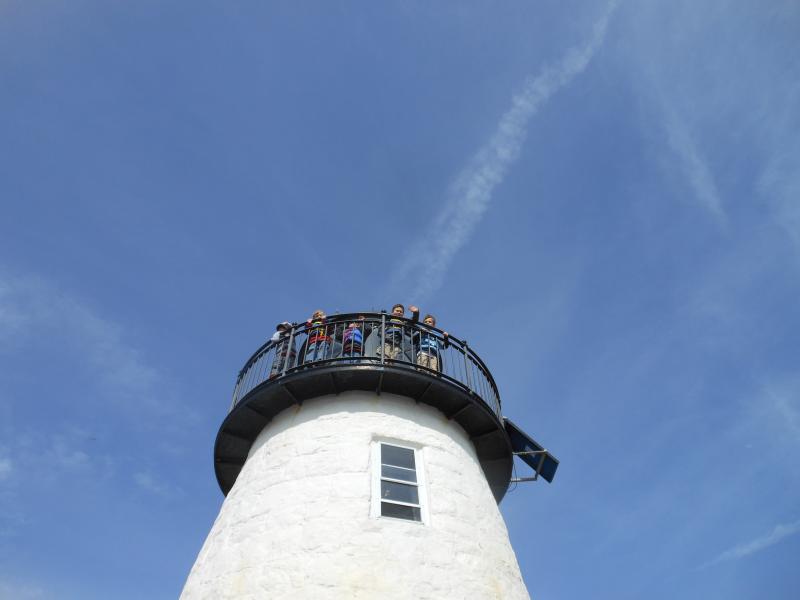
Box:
[392,1,619,301]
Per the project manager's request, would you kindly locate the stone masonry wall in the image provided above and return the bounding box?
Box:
[181,391,530,600]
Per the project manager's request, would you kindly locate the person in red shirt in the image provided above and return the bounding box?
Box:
[303,309,331,363]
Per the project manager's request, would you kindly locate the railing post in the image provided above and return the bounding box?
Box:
[380,313,386,365]
[230,370,244,411]
[281,325,296,377]
[463,340,473,392]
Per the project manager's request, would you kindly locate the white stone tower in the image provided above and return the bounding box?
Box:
[182,311,558,599]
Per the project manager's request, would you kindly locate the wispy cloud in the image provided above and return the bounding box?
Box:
[701,519,800,569]
[0,427,114,491]
[660,104,726,224]
[134,470,181,499]
[750,375,800,445]
[0,271,188,419]
[0,579,46,600]
[0,270,195,545]
[50,434,92,470]
[756,82,800,257]
[391,2,619,301]
[762,157,800,256]
[628,1,800,233]
[0,456,12,481]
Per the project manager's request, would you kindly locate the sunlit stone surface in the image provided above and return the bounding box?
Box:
[181,391,529,599]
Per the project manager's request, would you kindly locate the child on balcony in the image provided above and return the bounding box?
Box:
[303,310,331,363]
[415,314,449,372]
[342,316,368,358]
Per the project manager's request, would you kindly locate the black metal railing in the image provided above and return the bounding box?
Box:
[230,312,501,419]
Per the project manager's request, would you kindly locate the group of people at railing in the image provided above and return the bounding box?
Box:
[267,304,449,378]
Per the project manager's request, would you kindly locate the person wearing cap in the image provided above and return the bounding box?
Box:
[269,321,297,378]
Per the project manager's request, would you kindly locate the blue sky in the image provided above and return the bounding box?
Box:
[1,1,799,598]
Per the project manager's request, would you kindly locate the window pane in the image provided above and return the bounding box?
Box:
[381,444,415,469]
[381,502,421,521]
[381,465,417,483]
[381,480,419,504]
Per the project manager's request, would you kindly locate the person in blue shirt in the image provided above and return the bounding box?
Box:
[415,314,449,372]
[342,315,369,358]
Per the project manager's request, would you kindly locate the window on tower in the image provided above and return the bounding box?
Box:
[371,441,427,523]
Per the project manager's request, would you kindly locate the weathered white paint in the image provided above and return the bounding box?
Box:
[181,391,529,600]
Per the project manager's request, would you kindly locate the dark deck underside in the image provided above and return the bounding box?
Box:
[214,363,514,503]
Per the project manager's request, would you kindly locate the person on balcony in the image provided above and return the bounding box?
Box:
[302,310,331,363]
[269,321,297,377]
[380,303,419,361]
[342,316,369,358]
[415,314,449,372]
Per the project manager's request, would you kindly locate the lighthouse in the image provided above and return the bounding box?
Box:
[181,311,558,599]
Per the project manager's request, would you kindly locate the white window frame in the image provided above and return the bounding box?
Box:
[370,439,428,524]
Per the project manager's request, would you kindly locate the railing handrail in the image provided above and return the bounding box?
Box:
[230,311,501,418]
